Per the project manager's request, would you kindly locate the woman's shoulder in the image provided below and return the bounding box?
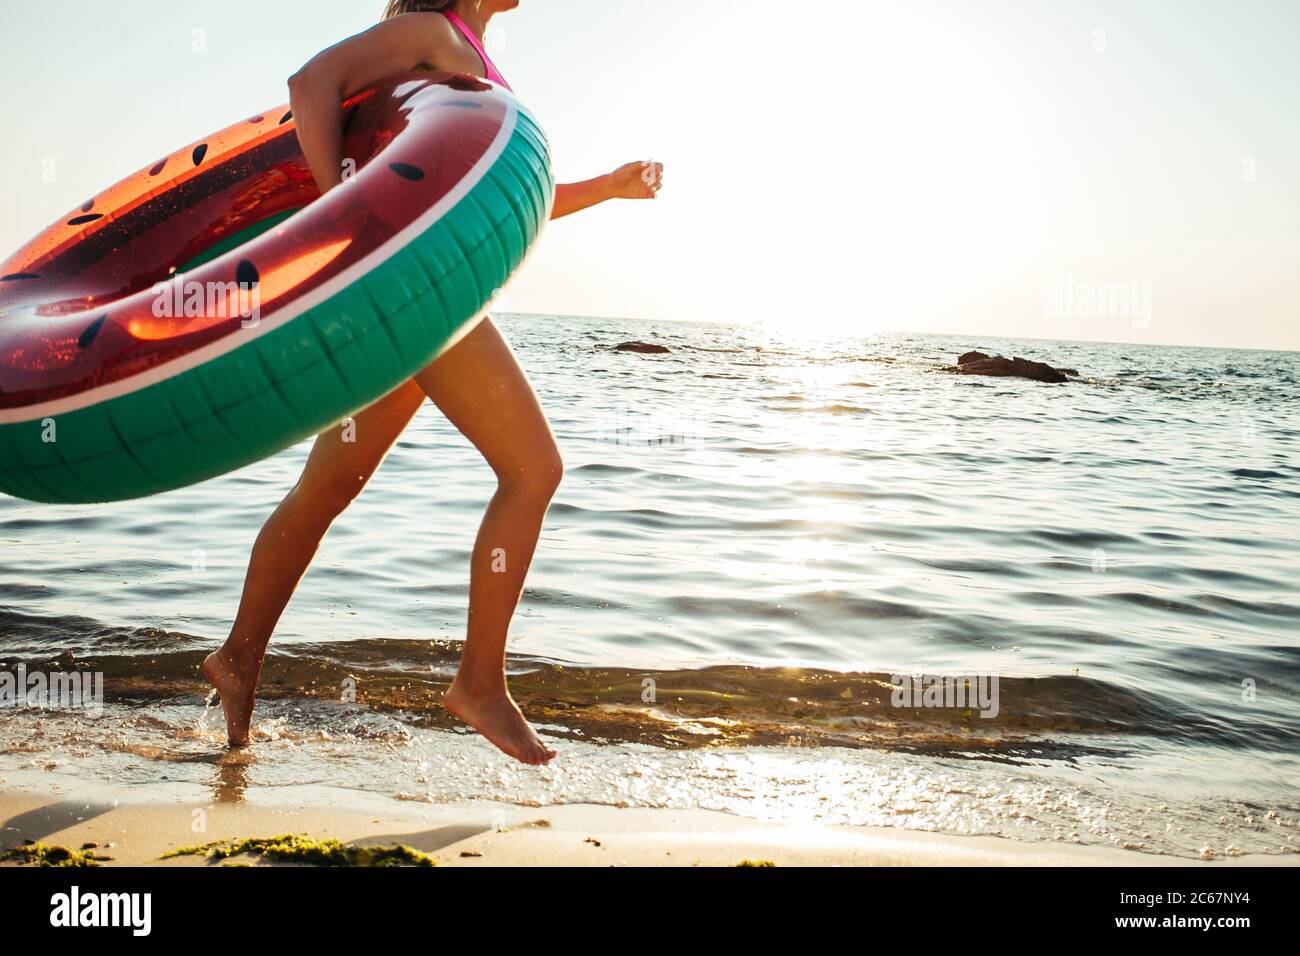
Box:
[356,9,467,70]
[300,12,466,95]
[377,10,466,63]
[381,11,489,77]
[382,10,460,41]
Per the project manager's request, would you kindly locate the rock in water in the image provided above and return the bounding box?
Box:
[949,352,1071,384]
[613,341,671,354]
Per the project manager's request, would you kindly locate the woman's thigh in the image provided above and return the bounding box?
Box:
[290,316,558,515]
[293,379,427,512]
[415,319,562,485]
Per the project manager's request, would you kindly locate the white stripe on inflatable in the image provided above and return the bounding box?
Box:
[0,90,521,426]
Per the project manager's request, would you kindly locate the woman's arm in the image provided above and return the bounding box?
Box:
[288,15,665,214]
[288,14,467,195]
[552,161,664,220]
[287,76,348,195]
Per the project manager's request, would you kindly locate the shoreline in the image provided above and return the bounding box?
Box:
[1,780,1293,868]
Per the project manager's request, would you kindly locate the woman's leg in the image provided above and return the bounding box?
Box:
[414,319,563,766]
[203,379,426,745]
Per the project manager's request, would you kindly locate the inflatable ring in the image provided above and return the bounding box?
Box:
[0,71,554,504]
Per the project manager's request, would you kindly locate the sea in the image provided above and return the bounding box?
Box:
[2,313,1297,860]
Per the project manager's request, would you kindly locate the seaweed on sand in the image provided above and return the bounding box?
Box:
[1,842,107,867]
[160,834,436,867]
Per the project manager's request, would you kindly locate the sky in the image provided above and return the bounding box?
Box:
[0,0,1297,349]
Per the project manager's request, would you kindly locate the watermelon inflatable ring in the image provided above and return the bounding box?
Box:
[0,70,554,504]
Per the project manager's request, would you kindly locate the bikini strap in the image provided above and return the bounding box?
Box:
[442,11,512,90]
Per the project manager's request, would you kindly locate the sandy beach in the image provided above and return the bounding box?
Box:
[2,777,1293,868]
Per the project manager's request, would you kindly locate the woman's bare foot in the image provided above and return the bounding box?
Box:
[444,678,556,765]
[202,649,257,747]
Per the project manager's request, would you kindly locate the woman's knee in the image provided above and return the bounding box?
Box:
[537,448,565,497]
[290,469,369,524]
[496,445,564,503]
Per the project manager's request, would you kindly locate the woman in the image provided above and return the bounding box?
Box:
[203,0,664,765]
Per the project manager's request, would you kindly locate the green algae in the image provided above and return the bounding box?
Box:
[161,834,437,867]
[1,842,106,867]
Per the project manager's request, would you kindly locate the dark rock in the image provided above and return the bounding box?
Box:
[948,352,1070,384]
[613,341,671,354]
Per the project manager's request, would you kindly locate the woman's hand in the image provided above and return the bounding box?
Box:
[606,160,664,200]
[551,160,665,219]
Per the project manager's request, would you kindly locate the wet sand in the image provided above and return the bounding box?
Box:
[1,785,1292,868]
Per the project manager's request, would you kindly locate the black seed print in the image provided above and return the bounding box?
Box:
[389,163,425,181]
[192,143,209,166]
[0,273,40,281]
[279,110,293,125]
[149,158,168,176]
[68,214,104,227]
[81,198,95,212]
[78,315,108,349]
[236,259,260,287]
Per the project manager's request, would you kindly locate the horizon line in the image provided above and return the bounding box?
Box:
[494,312,1300,355]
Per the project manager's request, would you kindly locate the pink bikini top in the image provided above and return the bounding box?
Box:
[443,11,513,91]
